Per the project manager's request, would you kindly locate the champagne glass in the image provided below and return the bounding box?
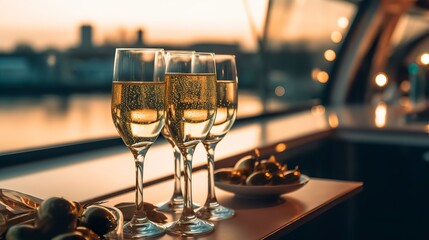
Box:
[111,48,166,238]
[157,126,201,213]
[196,54,238,221]
[157,50,199,213]
[156,126,185,213]
[164,52,216,236]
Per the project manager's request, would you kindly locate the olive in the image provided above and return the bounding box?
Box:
[271,172,286,185]
[233,155,257,176]
[229,170,246,184]
[36,197,79,239]
[52,231,86,240]
[214,168,233,183]
[254,160,283,174]
[6,224,43,240]
[245,171,272,186]
[283,166,301,184]
[214,168,246,185]
[80,205,117,237]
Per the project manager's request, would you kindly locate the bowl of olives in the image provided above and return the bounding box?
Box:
[214,154,310,199]
[1,192,123,240]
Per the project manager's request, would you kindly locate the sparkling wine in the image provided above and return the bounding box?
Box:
[204,80,237,143]
[165,73,217,148]
[111,81,165,151]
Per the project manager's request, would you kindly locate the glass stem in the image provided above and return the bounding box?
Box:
[133,151,148,222]
[180,145,197,221]
[204,142,218,205]
[172,146,183,200]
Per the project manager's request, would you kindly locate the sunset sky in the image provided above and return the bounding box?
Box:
[0,0,267,51]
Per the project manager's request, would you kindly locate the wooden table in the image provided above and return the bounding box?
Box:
[105,169,363,240]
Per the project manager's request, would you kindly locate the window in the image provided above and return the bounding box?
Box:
[383,4,429,108]
[0,0,357,155]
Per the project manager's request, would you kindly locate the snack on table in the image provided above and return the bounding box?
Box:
[215,154,301,186]
[5,197,118,240]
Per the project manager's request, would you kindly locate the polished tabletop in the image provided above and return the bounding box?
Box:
[104,170,363,240]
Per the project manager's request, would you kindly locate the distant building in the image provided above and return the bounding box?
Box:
[80,25,93,49]
[0,24,258,93]
[135,29,145,47]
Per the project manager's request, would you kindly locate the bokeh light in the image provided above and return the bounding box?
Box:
[400,80,410,93]
[275,143,287,152]
[330,31,342,43]
[374,102,387,128]
[275,86,285,96]
[324,49,336,61]
[375,73,388,87]
[420,53,429,65]
[317,71,329,83]
[337,16,349,29]
[311,105,325,115]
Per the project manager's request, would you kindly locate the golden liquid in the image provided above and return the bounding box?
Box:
[204,80,238,143]
[165,73,217,148]
[111,81,165,152]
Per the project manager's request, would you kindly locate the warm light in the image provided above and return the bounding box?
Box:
[420,53,429,65]
[275,86,285,96]
[399,97,412,111]
[131,109,158,122]
[425,124,429,133]
[0,0,266,51]
[237,94,264,118]
[375,73,388,87]
[317,71,329,83]
[328,113,339,128]
[330,31,342,43]
[400,80,410,93]
[311,68,321,81]
[374,102,387,128]
[214,107,228,124]
[324,49,336,62]
[275,143,287,152]
[184,109,208,121]
[337,17,349,29]
[311,105,325,115]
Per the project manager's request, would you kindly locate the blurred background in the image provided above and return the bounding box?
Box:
[3,1,429,239]
[1,0,428,154]
[0,0,353,153]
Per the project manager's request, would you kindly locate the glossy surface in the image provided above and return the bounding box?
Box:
[106,171,362,240]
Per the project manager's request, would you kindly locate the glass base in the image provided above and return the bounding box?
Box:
[196,203,235,221]
[166,217,214,237]
[123,218,165,239]
[157,199,200,213]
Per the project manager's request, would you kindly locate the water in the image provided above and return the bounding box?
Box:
[0,94,117,153]
[0,91,266,154]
